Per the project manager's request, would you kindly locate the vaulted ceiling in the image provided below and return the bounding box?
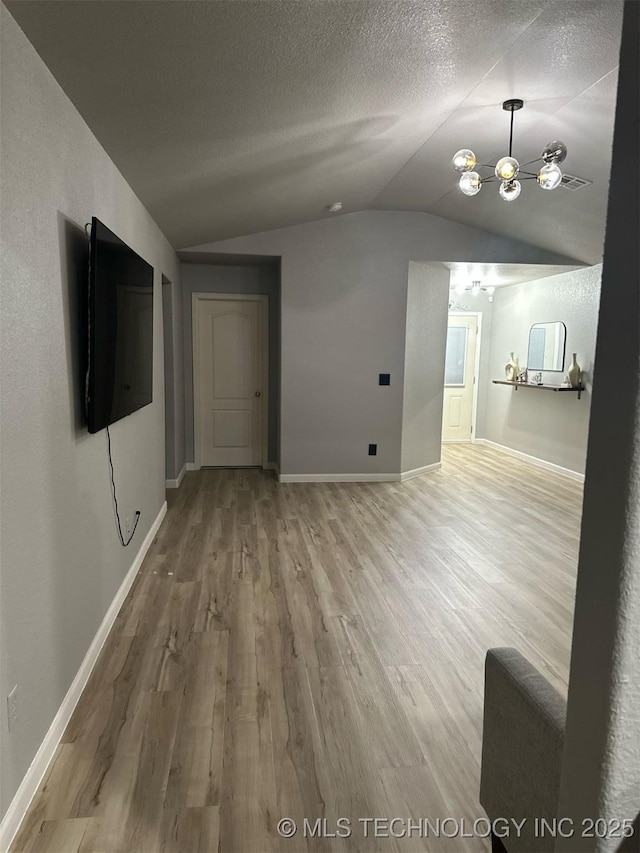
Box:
[5,0,624,262]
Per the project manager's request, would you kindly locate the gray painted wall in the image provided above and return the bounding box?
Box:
[162,279,176,479]
[171,279,185,479]
[162,277,185,481]
[557,2,640,846]
[181,263,281,465]
[0,6,179,820]
[401,263,450,473]
[480,265,601,475]
[184,210,578,476]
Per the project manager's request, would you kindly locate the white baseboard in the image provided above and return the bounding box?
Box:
[475,438,585,482]
[279,472,399,483]
[278,463,442,484]
[165,463,186,489]
[0,501,167,853]
[400,462,442,481]
[186,461,279,476]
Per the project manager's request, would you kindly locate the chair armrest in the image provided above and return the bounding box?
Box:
[480,648,566,853]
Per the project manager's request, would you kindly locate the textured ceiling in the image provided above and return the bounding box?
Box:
[5,0,624,261]
[443,262,584,289]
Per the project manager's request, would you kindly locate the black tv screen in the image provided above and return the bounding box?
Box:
[87,217,154,433]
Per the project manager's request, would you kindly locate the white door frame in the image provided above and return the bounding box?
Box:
[192,292,269,469]
[443,311,482,443]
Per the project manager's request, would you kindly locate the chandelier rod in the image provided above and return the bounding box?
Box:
[509,109,515,158]
[520,157,544,169]
[483,175,539,183]
[478,164,538,176]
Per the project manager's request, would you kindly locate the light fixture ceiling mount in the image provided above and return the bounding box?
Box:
[503,98,524,112]
[452,99,567,202]
[455,280,495,302]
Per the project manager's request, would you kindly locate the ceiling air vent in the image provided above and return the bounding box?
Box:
[559,174,592,191]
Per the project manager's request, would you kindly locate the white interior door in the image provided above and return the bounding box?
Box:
[442,314,478,442]
[195,297,264,467]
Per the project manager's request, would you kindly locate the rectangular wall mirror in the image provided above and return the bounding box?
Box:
[527,321,567,372]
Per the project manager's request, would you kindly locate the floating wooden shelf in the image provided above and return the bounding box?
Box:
[492,380,584,400]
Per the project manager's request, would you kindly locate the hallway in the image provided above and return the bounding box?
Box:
[11,445,582,853]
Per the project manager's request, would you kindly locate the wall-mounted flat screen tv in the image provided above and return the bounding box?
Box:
[87,217,154,433]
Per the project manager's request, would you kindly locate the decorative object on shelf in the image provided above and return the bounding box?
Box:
[517,369,527,383]
[452,99,567,202]
[567,353,582,388]
[505,352,519,382]
[531,371,543,385]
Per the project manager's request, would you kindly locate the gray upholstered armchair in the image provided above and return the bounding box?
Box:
[480,648,567,853]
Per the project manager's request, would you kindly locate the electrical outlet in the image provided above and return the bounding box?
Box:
[7,685,18,732]
[368,444,377,456]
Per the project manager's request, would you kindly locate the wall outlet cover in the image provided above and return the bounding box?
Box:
[379,373,390,386]
[368,444,377,456]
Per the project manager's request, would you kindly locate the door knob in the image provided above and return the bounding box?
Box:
[255,391,261,397]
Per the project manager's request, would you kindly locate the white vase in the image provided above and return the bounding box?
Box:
[567,353,582,388]
[505,352,519,382]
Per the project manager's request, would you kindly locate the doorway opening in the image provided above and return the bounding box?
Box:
[192,293,269,469]
[442,311,482,443]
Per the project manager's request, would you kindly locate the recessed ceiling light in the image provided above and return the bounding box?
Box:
[327,202,343,213]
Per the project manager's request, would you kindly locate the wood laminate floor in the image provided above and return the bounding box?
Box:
[11,445,582,853]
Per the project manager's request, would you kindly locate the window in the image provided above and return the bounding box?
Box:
[444,326,467,386]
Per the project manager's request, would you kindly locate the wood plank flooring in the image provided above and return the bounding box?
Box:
[10,445,582,853]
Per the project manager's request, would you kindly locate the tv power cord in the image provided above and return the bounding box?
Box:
[106,425,140,546]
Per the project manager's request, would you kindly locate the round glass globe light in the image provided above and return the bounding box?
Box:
[495,156,520,181]
[537,163,563,190]
[542,140,567,165]
[459,171,482,196]
[499,179,522,202]
[452,149,477,172]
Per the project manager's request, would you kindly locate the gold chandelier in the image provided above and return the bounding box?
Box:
[452,99,567,201]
